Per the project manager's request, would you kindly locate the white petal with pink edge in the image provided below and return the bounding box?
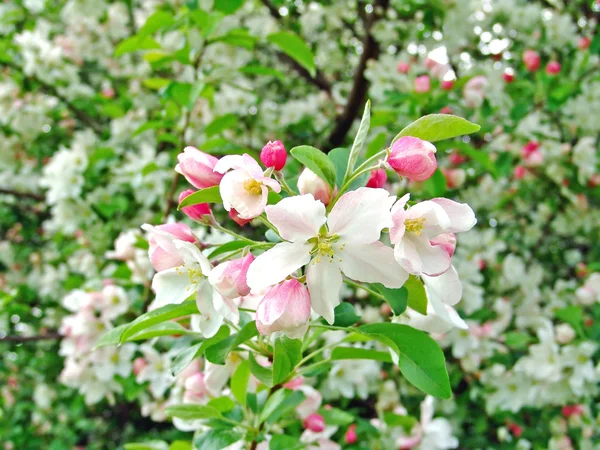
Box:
[306,257,342,324]
[265,195,327,242]
[246,241,312,291]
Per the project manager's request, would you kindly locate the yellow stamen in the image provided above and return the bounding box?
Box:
[244,179,263,195]
[405,217,426,235]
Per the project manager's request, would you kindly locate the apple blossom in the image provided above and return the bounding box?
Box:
[388,136,437,182]
[142,223,196,272]
[441,79,454,90]
[297,168,333,205]
[523,49,540,71]
[442,168,466,189]
[208,253,254,299]
[345,424,357,444]
[546,61,561,75]
[304,413,326,432]
[248,188,408,323]
[214,154,281,219]
[229,208,252,226]
[179,190,211,221]
[390,195,476,276]
[414,75,431,93]
[255,279,311,338]
[463,76,488,108]
[514,165,527,179]
[175,146,223,189]
[260,140,287,170]
[366,168,387,188]
[397,62,410,74]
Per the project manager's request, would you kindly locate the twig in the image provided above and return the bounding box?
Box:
[0,188,44,201]
[1,333,63,343]
[325,0,389,150]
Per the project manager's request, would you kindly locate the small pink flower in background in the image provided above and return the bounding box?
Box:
[345,424,358,444]
[303,413,326,432]
[101,87,115,99]
[366,168,387,188]
[175,146,223,189]
[255,279,312,338]
[132,357,147,376]
[297,168,333,205]
[183,372,208,403]
[214,154,281,219]
[388,136,437,182]
[142,223,196,272]
[442,168,466,189]
[260,140,287,170]
[208,253,254,299]
[441,79,454,90]
[514,165,527,179]
[397,61,411,74]
[578,36,591,50]
[546,61,561,75]
[414,75,431,93]
[229,209,252,226]
[440,106,453,114]
[503,68,515,83]
[562,404,584,418]
[521,141,540,157]
[523,50,540,72]
[507,422,523,438]
[178,190,211,222]
[463,76,487,108]
[448,151,466,166]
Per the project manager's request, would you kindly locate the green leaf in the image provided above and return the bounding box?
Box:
[359,323,451,398]
[178,186,223,209]
[372,284,407,315]
[269,435,306,450]
[346,100,371,177]
[171,326,230,375]
[165,404,222,420]
[170,442,192,450]
[392,114,480,144]
[205,321,258,365]
[318,407,354,426]
[162,81,204,109]
[267,31,316,76]
[290,145,337,188]
[207,241,248,259]
[272,336,302,385]
[120,301,199,343]
[124,321,189,341]
[328,148,369,189]
[207,396,236,413]
[213,0,245,14]
[193,429,242,450]
[124,442,168,450]
[239,64,285,80]
[332,303,361,327]
[331,346,393,363]
[231,360,251,407]
[555,306,585,337]
[138,10,175,37]
[260,389,305,424]
[451,141,496,175]
[423,168,447,197]
[115,35,161,57]
[205,114,238,136]
[405,276,427,315]
[212,28,256,49]
[94,324,129,349]
[383,411,417,431]
[504,332,532,349]
[189,9,223,38]
[249,352,273,387]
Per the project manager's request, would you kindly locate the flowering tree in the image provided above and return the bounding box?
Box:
[0,0,599,449]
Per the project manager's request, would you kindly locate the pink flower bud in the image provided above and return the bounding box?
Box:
[414,75,431,93]
[578,37,591,50]
[297,168,333,205]
[388,136,437,182]
[524,150,544,167]
[523,50,540,72]
[521,141,540,157]
[229,209,252,226]
[448,151,466,166]
[256,279,311,339]
[283,377,304,389]
[345,424,358,444]
[101,88,115,99]
[440,106,453,114]
[179,190,211,221]
[507,422,523,438]
[397,62,411,74]
[184,373,207,395]
[503,68,515,83]
[144,223,196,272]
[562,405,584,418]
[260,140,287,171]
[366,169,387,188]
[175,146,223,189]
[430,233,456,257]
[514,165,526,179]
[303,413,326,432]
[209,253,254,299]
[546,61,561,75]
[442,168,466,189]
[133,357,147,376]
[441,79,454,90]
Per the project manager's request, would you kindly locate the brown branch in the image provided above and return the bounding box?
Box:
[0,188,44,201]
[0,333,63,343]
[325,0,389,151]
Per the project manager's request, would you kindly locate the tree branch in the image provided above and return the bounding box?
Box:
[0,333,63,343]
[325,0,389,151]
[0,188,44,201]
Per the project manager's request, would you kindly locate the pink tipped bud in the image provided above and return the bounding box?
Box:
[303,413,326,432]
[441,79,454,90]
[208,253,254,299]
[260,140,287,171]
[578,37,591,50]
[521,141,540,157]
[184,373,207,395]
[229,209,252,227]
[546,61,561,75]
[175,146,223,189]
[133,357,147,376]
[448,151,466,166]
[414,75,431,93]
[562,405,584,418]
[179,190,211,221]
[442,168,466,189]
[388,136,437,182]
[440,106,453,114]
[507,422,524,438]
[144,223,196,272]
[256,279,311,339]
[297,168,333,205]
[366,169,387,188]
[514,165,526,179]
[345,424,358,444]
[101,88,115,99]
[523,50,540,72]
[503,68,515,83]
[397,62,411,74]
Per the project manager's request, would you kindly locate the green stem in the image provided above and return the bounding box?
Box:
[209,221,262,245]
[275,172,296,196]
[256,214,282,239]
[343,278,386,300]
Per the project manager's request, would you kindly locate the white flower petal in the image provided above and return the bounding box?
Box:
[265,194,327,242]
[431,198,477,233]
[152,268,193,307]
[307,257,342,324]
[219,170,267,218]
[422,265,463,306]
[327,188,395,244]
[246,241,312,291]
[174,240,212,274]
[340,242,408,288]
[393,237,422,275]
[425,286,468,331]
[412,234,452,276]
[192,280,224,337]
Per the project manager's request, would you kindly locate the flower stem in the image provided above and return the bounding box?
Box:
[275,171,296,196]
[342,278,386,301]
